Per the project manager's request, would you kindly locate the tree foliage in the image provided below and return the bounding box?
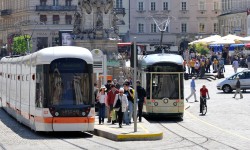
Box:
[194,43,210,55]
[12,35,32,55]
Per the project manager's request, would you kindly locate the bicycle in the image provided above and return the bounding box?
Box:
[200,97,209,115]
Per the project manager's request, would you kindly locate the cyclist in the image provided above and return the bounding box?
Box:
[200,85,210,113]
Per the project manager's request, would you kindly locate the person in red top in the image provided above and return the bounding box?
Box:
[107,84,119,124]
[200,85,210,113]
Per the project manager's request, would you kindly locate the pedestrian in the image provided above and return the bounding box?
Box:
[96,85,108,124]
[106,84,119,124]
[105,80,112,92]
[136,80,146,122]
[232,58,239,73]
[113,88,128,128]
[113,79,120,90]
[247,55,250,70]
[200,85,210,113]
[186,77,198,102]
[233,77,243,99]
[123,81,134,125]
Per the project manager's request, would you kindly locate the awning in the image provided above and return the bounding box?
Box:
[229,44,245,51]
[209,44,223,52]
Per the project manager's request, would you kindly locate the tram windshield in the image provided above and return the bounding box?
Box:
[48,58,92,106]
[147,74,184,99]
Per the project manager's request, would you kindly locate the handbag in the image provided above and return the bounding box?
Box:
[114,96,121,111]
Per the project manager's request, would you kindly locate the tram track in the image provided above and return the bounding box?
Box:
[157,121,239,150]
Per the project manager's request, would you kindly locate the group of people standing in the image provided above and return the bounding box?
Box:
[94,79,146,128]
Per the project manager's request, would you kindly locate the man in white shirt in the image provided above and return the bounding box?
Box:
[232,58,239,73]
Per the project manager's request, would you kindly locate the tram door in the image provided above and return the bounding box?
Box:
[147,73,183,113]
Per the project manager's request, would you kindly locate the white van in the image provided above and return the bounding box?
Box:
[217,69,250,93]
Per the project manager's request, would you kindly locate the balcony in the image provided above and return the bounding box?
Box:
[1,9,12,16]
[35,5,77,11]
[113,8,126,16]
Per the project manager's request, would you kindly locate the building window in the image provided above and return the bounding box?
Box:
[151,24,157,33]
[138,23,144,33]
[53,15,60,24]
[214,23,218,33]
[199,23,205,33]
[151,2,156,11]
[65,15,72,24]
[181,2,187,11]
[40,15,47,24]
[65,0,72,6]
[214,2,219,10]
[116,0,123,8]
[181,23,187,33]
[163,2,169,10]
[164,25,169,32]
[40,0,47,6]
[138,2,144,11]
[199,0,205,10]
[53,0,59,6]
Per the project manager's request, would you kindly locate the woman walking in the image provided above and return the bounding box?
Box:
[96,85,107,124]
[113,88,128,128]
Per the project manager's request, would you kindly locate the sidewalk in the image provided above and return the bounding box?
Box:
[93,116,163,141]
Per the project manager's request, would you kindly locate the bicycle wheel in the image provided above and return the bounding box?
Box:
[201,104,207,115]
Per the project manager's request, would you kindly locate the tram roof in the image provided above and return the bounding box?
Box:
[1,46,93,64]
[141,53,183,66]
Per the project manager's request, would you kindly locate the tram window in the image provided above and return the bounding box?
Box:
[47,58,92,106]
[35,66,44,108]
[151,74,179,99]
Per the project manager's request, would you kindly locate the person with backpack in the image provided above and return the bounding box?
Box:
[123,81,134,125]
[136,80,146,122]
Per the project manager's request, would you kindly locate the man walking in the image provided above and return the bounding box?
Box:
[136,80,146,122]
[233,77,243,99]
[232,58,239,73]
[186,77,198,102]
[107,84,119,124]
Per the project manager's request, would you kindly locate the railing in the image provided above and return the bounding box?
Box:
[35,5,77,11]
[1,9,12,16]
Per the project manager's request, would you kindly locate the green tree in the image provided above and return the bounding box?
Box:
[12,35,32,55]
[194,43,209,55]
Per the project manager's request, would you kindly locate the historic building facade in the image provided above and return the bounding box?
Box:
[0,0,129,53]
[129,0,221,51]
[218,0,250,36]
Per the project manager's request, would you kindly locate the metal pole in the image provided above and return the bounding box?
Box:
[133,37,137,132]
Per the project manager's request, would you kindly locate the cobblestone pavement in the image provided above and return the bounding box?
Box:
[0,65,249,150]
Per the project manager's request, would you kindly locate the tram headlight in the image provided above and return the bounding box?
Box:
[55,112,59,116]
[154,102,158,106]
[162,98,169,104]
[173,102,177,106]
[82,112,86,116]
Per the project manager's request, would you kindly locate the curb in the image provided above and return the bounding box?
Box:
[94,128,163,141]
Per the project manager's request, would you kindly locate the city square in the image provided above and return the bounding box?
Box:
[0,0,250,150]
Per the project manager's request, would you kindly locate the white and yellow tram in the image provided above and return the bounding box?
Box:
[0,46,95,131]
[138,53,184,118]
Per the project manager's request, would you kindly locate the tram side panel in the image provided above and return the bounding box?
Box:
[9,60,17,117]
[29,58,37,130]
[16,60,22,122]
[1,62,7,108]
[20,59,31,126]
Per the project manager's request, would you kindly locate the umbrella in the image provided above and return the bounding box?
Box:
[199,35,222,43]
[245,43,250,48]
[221,34,243,41]
[210,39,235,45]
[240,36,250,42]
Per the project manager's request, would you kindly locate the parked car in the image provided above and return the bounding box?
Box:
[217,69,250,93]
